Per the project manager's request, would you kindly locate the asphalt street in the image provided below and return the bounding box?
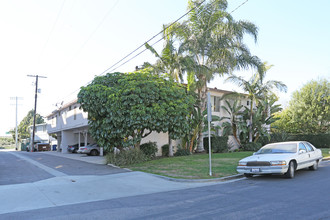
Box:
[0,151,53,185]
[1,150,330,220]
[0,151,127,185]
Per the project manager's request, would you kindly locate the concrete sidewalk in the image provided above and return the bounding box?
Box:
[0,171,234,215]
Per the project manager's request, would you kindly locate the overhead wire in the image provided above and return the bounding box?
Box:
[37,0,66,67]
[97,0,207,76]
[55,0,207,104]
[61,0,120,71]
[56,0,249,104]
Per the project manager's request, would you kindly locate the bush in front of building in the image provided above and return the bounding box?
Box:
[140,142,158,159]
[287,133,330,148]
[106,148,148,167]
[241,142,262,152]
[203,136,229,153]
[174,148,191,156]
[161,144,169,157]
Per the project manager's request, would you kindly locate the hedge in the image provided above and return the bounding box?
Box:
[287,134,329,148]
[203,136,228,153]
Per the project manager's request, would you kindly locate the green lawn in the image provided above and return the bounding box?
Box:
[322,148,330,158]
[125,148,330,180]
[126,151,253,179]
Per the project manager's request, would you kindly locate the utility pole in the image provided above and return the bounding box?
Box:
[27,75,47,152]
[10,97,23,150]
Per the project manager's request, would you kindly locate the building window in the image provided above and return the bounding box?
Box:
[247,101,250,106]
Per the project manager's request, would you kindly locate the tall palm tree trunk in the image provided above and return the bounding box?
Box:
[249,98,253,142]
[196,81,207,152]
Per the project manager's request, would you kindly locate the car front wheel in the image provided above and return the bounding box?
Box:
[285,161,295,179]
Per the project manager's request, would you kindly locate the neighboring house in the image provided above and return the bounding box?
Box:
[28,123,57,150]
[46,87,251,155]
[46,99,93,154]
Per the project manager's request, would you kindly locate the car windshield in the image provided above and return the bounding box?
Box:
[256,143,297,154]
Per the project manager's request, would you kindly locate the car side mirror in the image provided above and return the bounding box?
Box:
[299,149,306,154]
[253,152,257,155]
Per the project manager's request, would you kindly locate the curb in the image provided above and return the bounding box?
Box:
[149,173,244,183]
[323,156,330,161]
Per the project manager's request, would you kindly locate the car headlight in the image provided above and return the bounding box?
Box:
[270,161,286,166]
[238,161,247,166]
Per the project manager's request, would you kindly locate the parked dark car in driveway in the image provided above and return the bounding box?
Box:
[68,143,89,153]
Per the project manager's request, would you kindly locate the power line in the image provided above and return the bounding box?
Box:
[230,0,249,14]
[61,0,120,71]
[97,0,207,76]
[55,0,250,104]
[55,0,207,104]
[104,0,250,74]
[38,0,66,65]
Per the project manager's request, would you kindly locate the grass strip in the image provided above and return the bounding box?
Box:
[126,151,253,179]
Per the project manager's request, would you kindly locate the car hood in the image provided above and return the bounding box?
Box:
[240,153,295,162]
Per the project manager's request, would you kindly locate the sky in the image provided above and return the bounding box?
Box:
[0,0,329,136]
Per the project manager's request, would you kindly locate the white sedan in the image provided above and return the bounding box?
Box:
[237,141,323,178]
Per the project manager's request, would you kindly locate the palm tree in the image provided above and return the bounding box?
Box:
[145,25,187,83]
[220,99,245,145]
[145,30,190,156]
[171,0,262,151]
[252,95,283,143]
[225,62,287,142]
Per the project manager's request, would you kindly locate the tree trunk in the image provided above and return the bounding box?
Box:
[196,81,207,152]
[168,136,173,157]
[232,124,241,145]
[249,98,253,143]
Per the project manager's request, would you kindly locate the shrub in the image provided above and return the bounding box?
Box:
[203,136,229,153]
[287,133,330,148]
[257,132,290,146]
[174,148,191,156]
[161,144,169,157]
[140,142,158,158]
[270,132,290,143]
[242,142,262,152]
[106,148,148,166]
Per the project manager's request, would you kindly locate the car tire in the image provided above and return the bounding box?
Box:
[309,160,319,171]
[90,149,99,156]
[285,161,295,179]
[244,173,253,178]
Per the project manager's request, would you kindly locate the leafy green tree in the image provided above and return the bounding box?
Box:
[0,137,15,147]
[273,79,329,134]
[170,0,262,151]
[15,110,44,141]
[145,31,192,156]
[77,69,196,152]
[226,62,287,142]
